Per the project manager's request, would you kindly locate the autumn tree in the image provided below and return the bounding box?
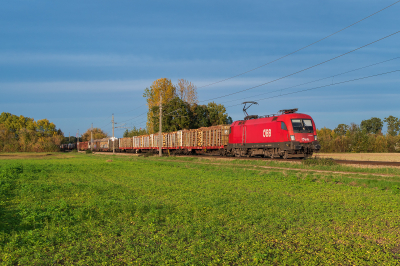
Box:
[143,78,176,133]
[0,112,36,136]
[384,116,400,136]
[81,128,109,141]
[176,79,198,107]
[0,123,19,151]
[0,112,64,152]
[35,119,57,137]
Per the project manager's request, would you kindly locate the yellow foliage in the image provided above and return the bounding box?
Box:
[143,78,176,134]
[81,128,109,141]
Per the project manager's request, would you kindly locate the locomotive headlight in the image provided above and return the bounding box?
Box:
[314,135,317,141]
[290,135,295,141]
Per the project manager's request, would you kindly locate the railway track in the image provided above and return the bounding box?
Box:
[87,151,400,167]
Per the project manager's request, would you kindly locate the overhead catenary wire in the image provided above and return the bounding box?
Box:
[198,0,400,89]
[117,105,186,126]
[123,56,400,131]
[100,48,400,134]
[80,1,400,137]
[220,56,400,105]
[113,103,148,116]
[87,115,113,130]
[226,69,400,108]
[95,3,400,134]
[200,30,400,103]
[97,121,111,131]
[129,70,400,127]
[116,111,148,124]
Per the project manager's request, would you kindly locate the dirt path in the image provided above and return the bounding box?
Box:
[314,153,400,162]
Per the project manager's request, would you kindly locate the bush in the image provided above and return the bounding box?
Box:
[85,150,93,154]
[317,127,400,153]
[143,151,154,157]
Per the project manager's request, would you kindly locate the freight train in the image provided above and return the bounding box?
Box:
[75,108,320,159]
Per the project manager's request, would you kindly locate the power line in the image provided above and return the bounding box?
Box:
[220,56,400,105]
[113,39,400,132]
[226,69,400,108]
[117,105,185,126]
[128,60,400,129]
[200,30,400,103]
[98,121,111,129]
[113,104,147,116]
[198,0,400,89]
[117,111,148,124]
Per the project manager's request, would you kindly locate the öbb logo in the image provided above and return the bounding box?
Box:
[263,129,271,137]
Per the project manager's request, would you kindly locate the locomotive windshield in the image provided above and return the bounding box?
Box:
[291,119,314,133]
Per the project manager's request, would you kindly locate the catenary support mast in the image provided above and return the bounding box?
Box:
[91,123,93,151]
[159,93,162,157]
[112,114,115,154]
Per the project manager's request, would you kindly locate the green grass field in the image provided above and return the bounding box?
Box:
[1,153,400,265]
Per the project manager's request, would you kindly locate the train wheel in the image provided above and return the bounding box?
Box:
[234,149,241,157]
[282,151,289,159]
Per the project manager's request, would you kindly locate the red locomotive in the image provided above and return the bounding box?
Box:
[225,103,320,158]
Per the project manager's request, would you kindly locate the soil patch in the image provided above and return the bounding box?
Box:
[314,153,400,162]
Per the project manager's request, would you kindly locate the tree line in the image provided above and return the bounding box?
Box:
[0,112,64,152]
[317,116,400,153]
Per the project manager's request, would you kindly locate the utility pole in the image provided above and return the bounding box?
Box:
[159,93,162,157]
[77,129,79,151]
[91,123,93,151]
[69,132,70,143]
[112,114,115,154]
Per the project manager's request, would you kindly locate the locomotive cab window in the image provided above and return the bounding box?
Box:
[281,122,288,130]
[291,119,314,133]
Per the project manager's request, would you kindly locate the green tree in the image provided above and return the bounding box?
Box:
[150,98,232,133]
[207,102,232,126]
[384,116,400,136]
[152,97,192,132]
[62,136,82,144]
[192,104,211,128]
[123,127,148,137]
[360,117,383,134]
[334,124,349,136]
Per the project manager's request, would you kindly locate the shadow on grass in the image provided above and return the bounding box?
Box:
[0,163,26,237]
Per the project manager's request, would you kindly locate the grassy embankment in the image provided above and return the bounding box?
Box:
[1,153,400,265]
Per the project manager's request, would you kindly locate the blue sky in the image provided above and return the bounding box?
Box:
[1,0,399,137]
